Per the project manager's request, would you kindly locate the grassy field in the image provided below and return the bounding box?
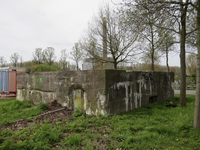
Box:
[0,99,43,127]
[0,95,200,150]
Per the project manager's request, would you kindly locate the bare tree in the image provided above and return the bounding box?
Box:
[43,47,56,66]
[186,54,197,76]
[70,43,84,70]
[19,56,23,67]
[32,48,43,65]
[59,49,69,71]
[141,51,161,71]
[0,56,7,67]
[159,30,177,72]
[10,53,20,67]
[21,60,33,67]
[116,0,197,107]
[82,4,139,70]
[68,62,77,70]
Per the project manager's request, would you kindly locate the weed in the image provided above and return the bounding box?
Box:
[1,106,7,114]
[86,133,93,139]
[0,99,42,127]
[63,134,82,147]
[72,107,86,117]
[34,116,41,120]
[57,121,63,125]
[0,136,3,144]
[57,118,62,121]
[84,144,93,150]
[0,130,12,136]
[39,102,49,111]
[26,118,33,122]
[44,119,51,124]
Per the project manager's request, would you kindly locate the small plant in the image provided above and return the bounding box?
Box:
[86,133,93,139]
[57,118,62,121]
[0,130,12,136]
[39,102,49,111]
[84,144,93,150]
[0,136,4,144]
[44,119,51,124]
[1,106,7,114]
[34,116,42,120]
[57,121,63,125]
[63,134,82,147]
[25,104,32,108]
[72,107,86,117]
[26,118,33,122]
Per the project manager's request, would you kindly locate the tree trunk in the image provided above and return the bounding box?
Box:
[193,0,200,129]
[166,46,170,72]
[114,61,117,70]
[76,61,79,70]
[151,46,155,71]
[151,25,155,71]
[179,2,187,107]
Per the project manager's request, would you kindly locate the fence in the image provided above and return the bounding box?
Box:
[0,71,17,98]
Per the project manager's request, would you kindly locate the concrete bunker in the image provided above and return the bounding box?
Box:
[16,70,174,115]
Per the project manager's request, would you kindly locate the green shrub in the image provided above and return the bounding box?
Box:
[25,104,32,108]
[39,102,49,111]
[0,136,4,144]
[72,107,85,117]
[26,118,33,122]
[25,66,34,73]
[1,106,7,114]
[44,119,51,124]
[1,120,14,126]
[25,64,58,73]
[63,134,82,147]
[0,130,12,136]
[1,100,30,112]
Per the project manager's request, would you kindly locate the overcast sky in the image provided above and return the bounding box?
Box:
[0,0,180,67]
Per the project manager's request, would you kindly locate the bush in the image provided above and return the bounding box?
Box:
[63,134,82,147]
[0,136,4,144]
[39,102,49,111]
[26,119,33,122]
[0,100,30,114]
[72,107,85,117]
[25,64,58,73]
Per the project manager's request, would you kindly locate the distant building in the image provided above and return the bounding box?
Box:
[0,67,25,72]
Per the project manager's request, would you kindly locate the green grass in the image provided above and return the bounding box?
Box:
[0,95,200,150]
[0,98,43,127]
[0,98,16,105]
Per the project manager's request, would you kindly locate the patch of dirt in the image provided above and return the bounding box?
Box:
[47,100,63,111]
[0,100,74,131]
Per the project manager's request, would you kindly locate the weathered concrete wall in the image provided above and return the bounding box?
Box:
[17,70,174,115]
[105,70,174,115]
